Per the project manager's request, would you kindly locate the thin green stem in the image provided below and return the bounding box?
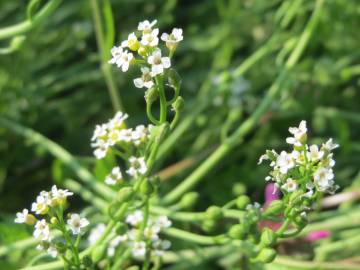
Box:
[0,0,63,40]
[155,75,167,123]
[164,227,229,245]
[162,0,325,204]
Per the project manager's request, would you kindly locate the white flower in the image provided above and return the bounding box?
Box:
[121,32,139,51]
[141,28,159,47]
[144,225,160,242]
[31,195,49,215]
[108,46,123,65]
[258,154,269,165]
[93,140,110,159]
[37,241,57,258]
[88,223,106,245]
[126,210,143,227]
[307,145,324,162]
[15,209,35,225]
[161,28,183,50]
[286,120,307,146]
[155,216,172,229]
[281,178,298,193]
[147,49,171,76]
[115,50,133,72]
[91,124,108,142]
[322,138,339,151]
[108,235,128,256]
[126,156,147,177]
[131,125,151,145]
[108,111,128,130]
[314,167,334,192]
[322,153,335,168]
[51,185,73,204]
[152,239,171,256]
[138,20,157,33]
[134,67,154,89]
[67,214,89,235]
[119,129,133,142]
[34,219,50,240]
[132,241,146,258]
[105,166,123,185]
[276,151,296,174]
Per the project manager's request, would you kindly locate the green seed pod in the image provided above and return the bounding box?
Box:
[260,228,277,247]
[144,87,158,104]
[172,96,184,112]
[263,200,284,217]
[140,180,154,196]
[236,195,251,210]
[116,187,134,203]
[167,68,182,90]
[202,219,216,232]
[115,222,127,235]
[255,248,277,263]
[180,192,199,209]
[232,183,247,196]
[82,255,93,268]
[205,206,223,220]
[228,224,247,240]
[91,244,106,263]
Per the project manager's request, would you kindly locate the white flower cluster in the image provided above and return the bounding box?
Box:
[108,19,183,89]
[91,111,153,159]
[14,185,89,258]
[107,211,172,258]
[258,121,339,196]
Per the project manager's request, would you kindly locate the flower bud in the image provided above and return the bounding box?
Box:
[128,39,140,51]
[255,248,277,263]
[236,195,251,210]
[260,228,277,247]
[179,192,199,209]
[115,223,127,235]
[145,87,158,104]
[50,217,59,225]
[228,224,247,240]
[205,206,223,220]
[25,214,36,225]
[138,46,147,57]
[201,219,216,232]
[91,244,106,263]
[172,96,184,112]
[167,68,182,90]
[263,200,284,217]
[232,183,246,196]
[140,180,154,196]
[116,187,134,203]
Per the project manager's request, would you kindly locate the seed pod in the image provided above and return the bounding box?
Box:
[145,87,158,104]
[140,180,154,196]
[116,187,134,203]
[205,206,223,220]
[228,224,247,240]
[260,228,277,247]
[263,200,284,217]
[172,96,184,112]
[255,248,277,263]
[180,192,199,209]
[115,223,127,235]
[236,195,251,210]
[201,219,216,233]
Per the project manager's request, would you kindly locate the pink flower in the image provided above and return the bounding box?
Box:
[264,183,280,207]
[305,230,330,242]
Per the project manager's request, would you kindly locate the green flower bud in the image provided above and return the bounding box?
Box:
[263,200,284,217]
[228,224,247,240]
[202,219,216,232]
[82,255,93,268]
[260,228,277,247]
[232,183,247,196]
[236,195,251,210]
[116,187,134,203]
[255,248,277,263]
[115,223,127,235]
[172,96,184,112]
[50,217,59,225]
[91,244,106,263]
[167,68,182,90]
[180,192,199,209]
[140,180,154,196]
[205,206,223,220]
[145,87,158,104]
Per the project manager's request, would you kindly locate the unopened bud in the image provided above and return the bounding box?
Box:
[116,187,134,203]
[140,180,154,196]
[201,219,216,232]
[228,224,247,240]
[25,214,36,225]
[172,96,184,112]
[138,46,147,57]
[50,217,59,225]
[180,192,199,209]
[255,248,277,263]
[236,195,250,210]
[263,200,284,217]
[260,228,277,247]
[205,206,223,220]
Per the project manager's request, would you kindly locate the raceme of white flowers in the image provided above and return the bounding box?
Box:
[258,120,339,197]
[14,185,89,258]
[108,19,183,89]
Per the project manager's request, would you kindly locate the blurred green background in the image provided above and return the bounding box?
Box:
[1,0,360,269]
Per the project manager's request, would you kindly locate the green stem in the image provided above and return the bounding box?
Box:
[156,75,167,123]
[162,0,325,204]
[0,0,63,40]
[90,0,123,112]
[163,227,228,245]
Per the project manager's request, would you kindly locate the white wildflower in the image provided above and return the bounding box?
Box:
[33,219,50,240]
[115,50,133,72]
[31,195,49,215]
[134,67,154,89]
[161,28,183,50]
[147,48,171,76]
[126,210,143,227]
[155,216,172,229]
[307,145,324,162]
[314,167,334,192]
[51,185,73,205]
[144,225,160,242]
[121,32,140,51]
[108,46,123,65]
[132,241,146,258]
[141,28,159,47]
[126,156,147,177]
[286,120,307,146]
[105,166,123,185]
[322,138,339,152]
[14,209,35,225]
[67,214,89,235]
[138,20,157,33]
[37,241,57,258]
[281,178,298,193]
[276,151,296,174]
[88,223,106,245]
